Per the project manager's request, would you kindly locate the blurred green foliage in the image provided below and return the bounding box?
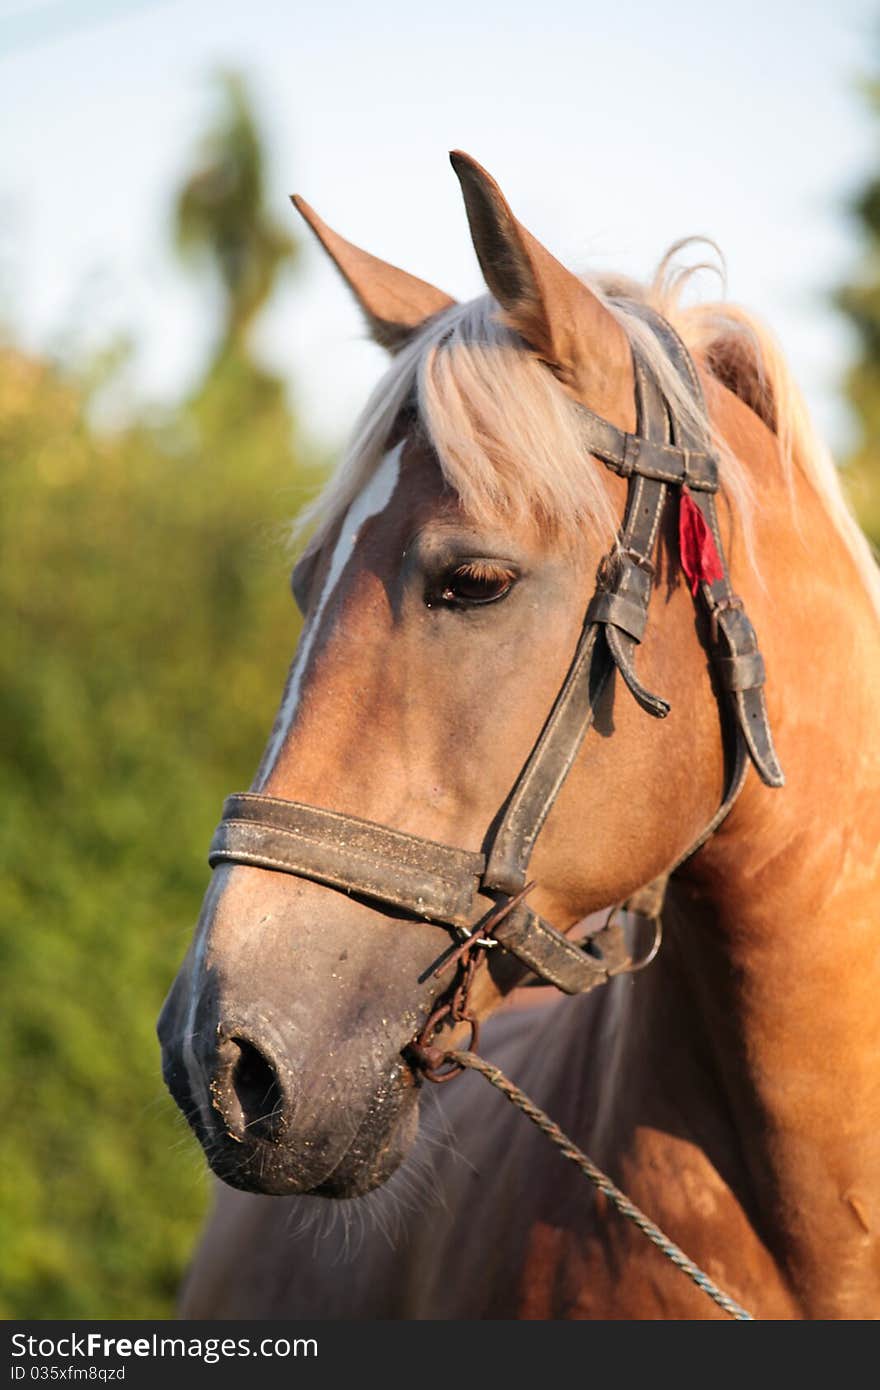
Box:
[175,71,299,349]
[0,75,319,1317]
[837,75,880,547]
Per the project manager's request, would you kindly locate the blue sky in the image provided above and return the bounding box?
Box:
[1,0,877,451]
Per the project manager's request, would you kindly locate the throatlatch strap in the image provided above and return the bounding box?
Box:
[634,310,784,789]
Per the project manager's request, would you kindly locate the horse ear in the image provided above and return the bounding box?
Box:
[291,195,456,352]
[449,151,631,414]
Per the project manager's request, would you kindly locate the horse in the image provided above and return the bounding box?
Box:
[158,152,880,1319]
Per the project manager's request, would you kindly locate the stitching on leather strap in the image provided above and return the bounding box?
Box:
[716,651,765,692]
[209,806,486,927]
[219,794,485,878]
[211,819,482,891]
[492,906,611,995]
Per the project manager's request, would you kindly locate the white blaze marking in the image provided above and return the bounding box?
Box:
[181,442,403,1121]
[256,439,403,788]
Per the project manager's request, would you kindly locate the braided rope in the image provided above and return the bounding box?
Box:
[446,1049,754,1321]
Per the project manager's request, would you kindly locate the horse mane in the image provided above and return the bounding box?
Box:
[298,243,879,613]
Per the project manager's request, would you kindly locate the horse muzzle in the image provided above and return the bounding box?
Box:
[157,865,451,1195]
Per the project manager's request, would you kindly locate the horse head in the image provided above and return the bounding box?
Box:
[159,154,744,1197]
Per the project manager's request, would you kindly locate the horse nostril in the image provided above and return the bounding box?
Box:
[212,1036,285,1143]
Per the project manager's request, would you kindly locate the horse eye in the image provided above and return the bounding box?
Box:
[433,561,517,609]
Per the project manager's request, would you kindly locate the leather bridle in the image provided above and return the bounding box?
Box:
[207,306,783,998]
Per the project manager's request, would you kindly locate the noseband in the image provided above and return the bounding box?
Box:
[208,306,783,995]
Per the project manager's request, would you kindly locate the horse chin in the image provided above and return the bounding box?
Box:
[199,1084,420,1199]
[313,1101,419,1197]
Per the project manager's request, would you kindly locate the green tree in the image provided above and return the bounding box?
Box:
[0,75,314,1317]
[175,71,297,363]
[837,76,880,546]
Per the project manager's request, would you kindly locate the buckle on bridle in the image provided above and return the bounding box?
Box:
[409,884,536,1084]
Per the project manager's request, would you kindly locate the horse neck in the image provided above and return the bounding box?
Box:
[633,391,880,1313]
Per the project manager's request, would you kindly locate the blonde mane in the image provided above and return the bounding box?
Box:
[298,245,880,613]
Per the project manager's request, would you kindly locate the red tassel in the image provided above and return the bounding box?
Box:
[679,487,724,596]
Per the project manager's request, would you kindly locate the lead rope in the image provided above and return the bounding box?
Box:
[438,1048,754,1321]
